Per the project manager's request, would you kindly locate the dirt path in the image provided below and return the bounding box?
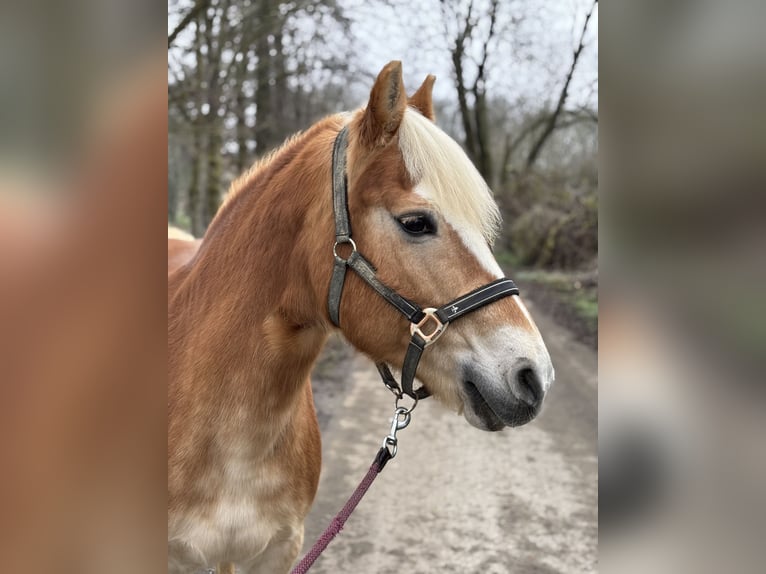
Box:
[303,300,597,573]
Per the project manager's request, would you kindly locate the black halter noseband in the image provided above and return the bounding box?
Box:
[327,126,519,401]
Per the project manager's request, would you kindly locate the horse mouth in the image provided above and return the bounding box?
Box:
[462,380,538,431]
[462,381,505,431]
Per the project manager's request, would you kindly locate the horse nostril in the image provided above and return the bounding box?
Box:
[516,367,543,406]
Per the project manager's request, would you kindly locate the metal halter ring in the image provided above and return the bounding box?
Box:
[332,237,357,261]
[395,391,419,413]
[410,308,448,347]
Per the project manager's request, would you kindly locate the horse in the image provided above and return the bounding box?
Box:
[168,61,554,574]
[168,226,201,275]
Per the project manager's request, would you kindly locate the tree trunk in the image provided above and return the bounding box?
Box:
[188,128,203,236]
[204,117,222,228]
[234,44,251,174]
[473,87,492,183]
[272,26,287,135]
[189,10,205,236]
[254,0,275,154]
[200,0,227,230]
[452,44,477,163]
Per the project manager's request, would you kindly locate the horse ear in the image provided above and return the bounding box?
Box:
[359,61,406,148]
[409,74,436,121]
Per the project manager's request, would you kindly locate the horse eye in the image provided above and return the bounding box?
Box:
[397,214,435,236]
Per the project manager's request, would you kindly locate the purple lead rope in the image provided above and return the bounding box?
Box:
[290,448,392,574]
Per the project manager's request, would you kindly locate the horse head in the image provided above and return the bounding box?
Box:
[325,62,554,430]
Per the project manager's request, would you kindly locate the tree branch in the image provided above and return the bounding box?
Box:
[472,0,498,93]
[168,0,209,49]
[525,0,596,168]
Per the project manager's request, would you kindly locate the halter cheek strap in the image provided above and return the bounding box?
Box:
[328,127,426,327]
[327,126,519,401]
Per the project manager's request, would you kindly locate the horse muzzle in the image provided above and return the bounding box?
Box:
[461,361,551,431]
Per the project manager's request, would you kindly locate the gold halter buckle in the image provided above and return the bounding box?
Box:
[410,308,448,347]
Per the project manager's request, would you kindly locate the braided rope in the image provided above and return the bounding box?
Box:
[290,448,391,574]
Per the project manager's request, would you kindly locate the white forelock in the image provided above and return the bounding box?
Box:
[398,107,501,244]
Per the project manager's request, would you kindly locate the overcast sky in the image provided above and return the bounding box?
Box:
[342,0,598,109]
[169,0,598,113]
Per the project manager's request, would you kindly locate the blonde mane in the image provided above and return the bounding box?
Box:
[398,107,501,244]
[219,109,500,245]
[220,130,308,209]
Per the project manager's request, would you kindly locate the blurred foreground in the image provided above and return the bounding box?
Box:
[600,0,766,572]
[0,1,167,568]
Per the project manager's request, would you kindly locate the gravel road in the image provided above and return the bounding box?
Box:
[301,300,597,573]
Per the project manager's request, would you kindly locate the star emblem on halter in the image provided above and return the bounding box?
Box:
[451,305,459,314]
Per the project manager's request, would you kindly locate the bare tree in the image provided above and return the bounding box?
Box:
[440,0,499,183]
[168,0,353,234]
[525,0,597,168]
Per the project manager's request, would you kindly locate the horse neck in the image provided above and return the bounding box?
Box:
[169,122,338,436]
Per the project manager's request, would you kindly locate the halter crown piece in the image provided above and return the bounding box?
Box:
[327,126,520,401]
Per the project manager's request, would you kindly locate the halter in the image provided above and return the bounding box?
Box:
[327,126,519,402]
